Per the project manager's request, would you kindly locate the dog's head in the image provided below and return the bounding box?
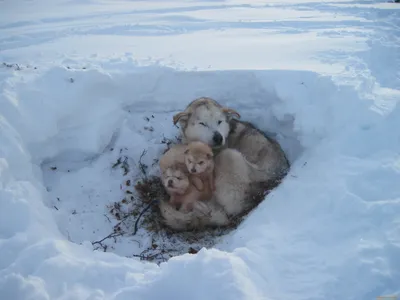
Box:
[173,98,241,148]
[184,141,214,174]
[161,165,190,195]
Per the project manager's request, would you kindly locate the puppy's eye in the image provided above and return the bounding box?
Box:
[177,177,182,180]
[199,122,207,127]
[199,161,204,165]
[218,120,222,125]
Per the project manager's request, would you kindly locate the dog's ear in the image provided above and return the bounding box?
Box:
[173,112,190,126]
[222,107,241,119]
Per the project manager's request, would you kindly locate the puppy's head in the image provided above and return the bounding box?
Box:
[173,98,240,148]
[161,165,190,195]
[184,141,214,174]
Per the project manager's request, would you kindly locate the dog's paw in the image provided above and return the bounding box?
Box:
[180,201,194,213]
[193,201,212,216]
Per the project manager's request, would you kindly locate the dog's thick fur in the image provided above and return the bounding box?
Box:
[159,97,290,230]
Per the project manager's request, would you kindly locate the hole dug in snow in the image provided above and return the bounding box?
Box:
[22,65,345,264]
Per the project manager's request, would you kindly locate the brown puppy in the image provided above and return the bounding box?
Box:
[184,141,215,201]
[159,144,205,213]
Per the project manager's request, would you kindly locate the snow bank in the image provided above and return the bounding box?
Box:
[1,0,400,299]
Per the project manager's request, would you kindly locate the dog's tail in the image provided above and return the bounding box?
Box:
[159,200,229,231]
[243,156,289,183]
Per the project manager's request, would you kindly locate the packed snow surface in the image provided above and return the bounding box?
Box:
[1,0,400,299]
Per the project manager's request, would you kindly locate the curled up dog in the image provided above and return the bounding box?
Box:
[158,96,290,231]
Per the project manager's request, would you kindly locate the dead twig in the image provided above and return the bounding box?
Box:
[138,149,148,179]
[103,213,112,223]
[112,157,122,169]
[91,231,124,252]
[121,156,130,176]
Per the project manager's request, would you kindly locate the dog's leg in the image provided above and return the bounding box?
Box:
[159,199,229,230]
[192,201,212,216]
[159,200,198,231]
[191,176,204,191]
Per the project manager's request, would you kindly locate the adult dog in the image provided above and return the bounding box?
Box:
[159,97,290,230]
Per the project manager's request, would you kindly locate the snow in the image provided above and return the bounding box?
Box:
[1,0,400,299]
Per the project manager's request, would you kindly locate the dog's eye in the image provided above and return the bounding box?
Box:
[199,161,204,165]
[199,122,207,127]
[177,177,181,180]
[217,120,222,125]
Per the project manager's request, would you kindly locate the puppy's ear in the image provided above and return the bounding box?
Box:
[173,112,190,126]
[222,107,241,119]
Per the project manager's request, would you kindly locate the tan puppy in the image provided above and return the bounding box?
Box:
[159,144,206,213]
[184,141,215,201]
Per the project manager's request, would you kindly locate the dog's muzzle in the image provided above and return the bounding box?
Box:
[212,131,223,146]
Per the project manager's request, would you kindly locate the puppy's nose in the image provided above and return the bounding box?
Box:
[168,179,173,187]
[213,132,223,146]
[191,168,196,173]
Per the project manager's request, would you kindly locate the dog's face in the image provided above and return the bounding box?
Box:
[184,145,213,174]
[173,100,240,148]
[161,167,189,195]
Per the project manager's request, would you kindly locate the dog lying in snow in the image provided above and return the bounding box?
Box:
[159,143,214,214]
[159,97,290,231]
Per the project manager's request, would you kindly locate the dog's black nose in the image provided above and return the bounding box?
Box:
[168,179,173,187]
[191,168,196,173]
[213,132,223,146]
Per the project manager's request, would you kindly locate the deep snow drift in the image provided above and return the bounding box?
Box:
[1,1,400,300]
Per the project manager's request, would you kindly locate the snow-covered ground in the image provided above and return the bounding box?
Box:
[1,0,400,299]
